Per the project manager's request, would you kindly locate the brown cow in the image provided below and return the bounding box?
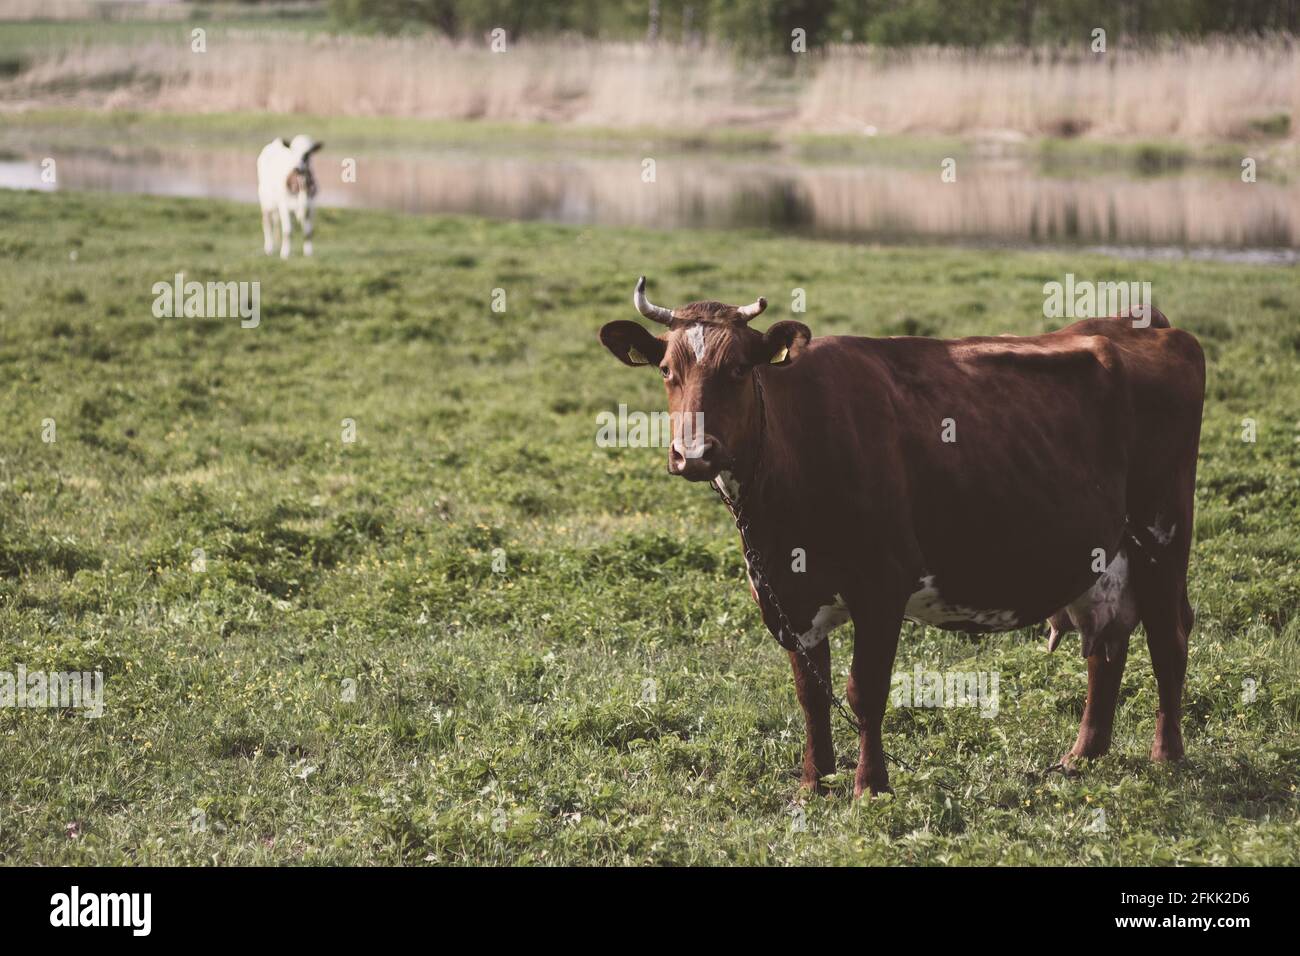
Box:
[600,277,1204,797]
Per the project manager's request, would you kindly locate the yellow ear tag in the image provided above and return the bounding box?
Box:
[627,347,648,365]
[770,346,789,364]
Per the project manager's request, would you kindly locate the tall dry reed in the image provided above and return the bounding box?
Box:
[799,40,1298,140]
[5,32,1296,142]
[0,0,193,21]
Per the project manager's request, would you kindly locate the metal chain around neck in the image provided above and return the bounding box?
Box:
[707,370,863,736]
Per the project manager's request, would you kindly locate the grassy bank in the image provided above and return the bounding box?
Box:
[3,108,1290,175]
[0,108,786,158]
[0,190,1297,865]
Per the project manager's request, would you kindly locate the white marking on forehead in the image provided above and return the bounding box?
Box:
[685,324,707,362]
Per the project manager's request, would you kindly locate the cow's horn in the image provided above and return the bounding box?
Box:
[737,296,768,320]
[633,276,674,325]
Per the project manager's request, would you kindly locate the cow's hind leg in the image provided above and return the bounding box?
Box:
[789,640,835,792]
[1062,632,1131,767]
[1141,588,1190,762]
[1059,549,1140,768]
[300,206,314,257]
[1133,521,1193,762]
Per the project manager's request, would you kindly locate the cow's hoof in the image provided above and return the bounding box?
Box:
[263,246,274,256]
[1150,740,1185,762]
[280,248,291,260]
[800,765,835,795]
[303,241,313,257]
[852,774,893,799]
[1051,740,1112,774]
[853,784,894,799]
[800,777,829,796]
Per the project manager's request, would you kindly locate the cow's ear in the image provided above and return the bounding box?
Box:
[307,142,324,156]
[762,320,811,364]
[599,321,667,368]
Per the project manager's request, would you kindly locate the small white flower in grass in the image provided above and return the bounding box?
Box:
[1241,677,1257,704]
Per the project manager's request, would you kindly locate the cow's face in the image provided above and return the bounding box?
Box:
[600,279,810,484]
[288,135,323,175]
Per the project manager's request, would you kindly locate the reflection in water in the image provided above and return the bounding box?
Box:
[2,146,1296,260]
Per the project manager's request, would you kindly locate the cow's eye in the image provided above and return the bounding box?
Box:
[729,364,749,380]
[659,365,671,379]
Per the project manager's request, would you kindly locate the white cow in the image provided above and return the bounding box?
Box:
[257,134,323,258]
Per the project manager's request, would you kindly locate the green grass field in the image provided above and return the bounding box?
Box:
[0,189,1297,865]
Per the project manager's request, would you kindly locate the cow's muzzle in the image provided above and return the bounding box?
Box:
[669,435,725,481]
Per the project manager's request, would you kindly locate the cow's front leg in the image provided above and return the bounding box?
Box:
[1056,567,1139,770]
[261,208,276,255]
[845,597,905,798]
[278,201,293,259]
[788,639,835,791]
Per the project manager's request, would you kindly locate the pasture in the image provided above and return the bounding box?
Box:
[0,188,1297,865]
